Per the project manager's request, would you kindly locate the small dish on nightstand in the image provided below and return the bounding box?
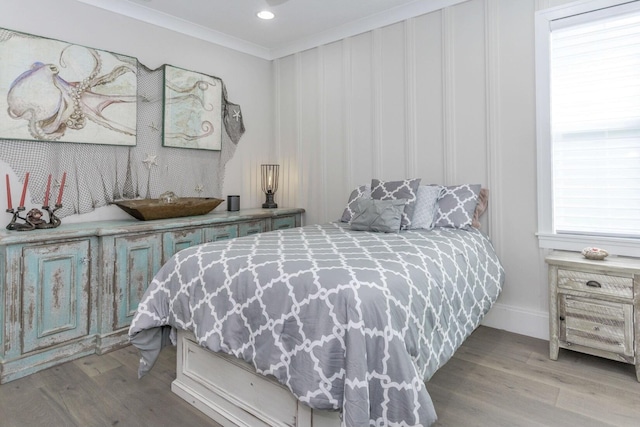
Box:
[581,247,609,260]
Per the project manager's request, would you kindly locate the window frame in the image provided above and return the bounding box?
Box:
[535,0,640,257]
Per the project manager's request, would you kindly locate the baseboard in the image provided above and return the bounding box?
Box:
[481,302,549,340]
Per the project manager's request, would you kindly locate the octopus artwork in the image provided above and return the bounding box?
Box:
[0,30,137,145]
[163,65,222,150]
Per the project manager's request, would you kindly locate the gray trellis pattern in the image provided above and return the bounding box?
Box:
[370,178,421,230]
[129,222,504,427]
[433,184,481,229]
[411,185,445,230]
[339,184,371,222]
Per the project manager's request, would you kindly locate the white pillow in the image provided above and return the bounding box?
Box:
[410,185,444,230]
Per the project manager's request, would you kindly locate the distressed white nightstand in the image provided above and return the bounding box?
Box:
[546,251,640,381]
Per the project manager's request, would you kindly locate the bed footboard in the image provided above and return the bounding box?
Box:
[171,329,341,427]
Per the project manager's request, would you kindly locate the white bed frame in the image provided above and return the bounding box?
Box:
[172,330,341,427]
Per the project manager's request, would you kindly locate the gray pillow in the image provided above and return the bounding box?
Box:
[370,178,421,230]
[350,198,406,233]
[340,184,371,222]
[433,184,481,229]
[410,185,445,230]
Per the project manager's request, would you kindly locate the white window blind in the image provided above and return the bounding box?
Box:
[550,10,640,237]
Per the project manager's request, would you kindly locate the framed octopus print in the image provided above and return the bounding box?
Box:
[0,28,137,146]
[162,65,222,151]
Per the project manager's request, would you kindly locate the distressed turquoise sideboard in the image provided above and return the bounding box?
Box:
[0,207,304,383]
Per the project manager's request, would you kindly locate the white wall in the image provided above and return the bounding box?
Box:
[0,0,274,223]
[274,0,575,340]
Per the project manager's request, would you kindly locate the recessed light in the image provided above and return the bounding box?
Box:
[257,10,275,20]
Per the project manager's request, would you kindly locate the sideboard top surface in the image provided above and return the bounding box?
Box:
[0,207,305,245]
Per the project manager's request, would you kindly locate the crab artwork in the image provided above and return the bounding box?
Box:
[0,30,137,146]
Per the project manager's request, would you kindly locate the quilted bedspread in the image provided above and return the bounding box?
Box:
[129,222,504,427]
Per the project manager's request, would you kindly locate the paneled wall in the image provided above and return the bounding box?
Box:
[274,0,574,339]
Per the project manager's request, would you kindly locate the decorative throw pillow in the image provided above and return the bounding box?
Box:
[433,184,481,229]
[350,198,406,233]
[472,188,489,229]
[370,178,421,230]
[410,185,445,230]
[340,184,371,222]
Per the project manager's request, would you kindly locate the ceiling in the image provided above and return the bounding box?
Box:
[76,0,467,60]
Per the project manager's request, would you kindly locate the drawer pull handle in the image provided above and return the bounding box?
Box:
[594,326,600,332]
[586,280,602,288]
[559,316,565,321]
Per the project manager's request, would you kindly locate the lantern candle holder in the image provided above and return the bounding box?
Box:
[261,164,279,209]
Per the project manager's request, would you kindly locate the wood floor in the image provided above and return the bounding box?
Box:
[1,326,639,426]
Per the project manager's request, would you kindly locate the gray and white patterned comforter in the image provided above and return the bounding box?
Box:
[129,222,504,427]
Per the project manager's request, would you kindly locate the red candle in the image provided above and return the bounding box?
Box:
[44,174,52,206]
[19,172,29,208]
[6,174,12,210]
[56,172,66,206]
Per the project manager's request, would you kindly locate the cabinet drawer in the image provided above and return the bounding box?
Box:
[559,294,633,357]
[239,220,266,236]
[163,228,203,262]
[557,268,633,299]
[272,216,296,230]
[205,224,238,243]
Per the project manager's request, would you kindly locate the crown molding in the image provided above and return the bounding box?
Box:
[270,0,469,59]
[75,0,470,61]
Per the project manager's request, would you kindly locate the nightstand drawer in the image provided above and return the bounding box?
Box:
[559,295,633,357]
[557,268,633,299]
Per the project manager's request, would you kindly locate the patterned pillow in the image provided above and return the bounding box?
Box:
[350,198,406,233]
[370,178,421,230]
[433,184,481,229]
[410,185,445,230]
[340,184,371,222]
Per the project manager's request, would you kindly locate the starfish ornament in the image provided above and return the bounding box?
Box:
[142,154,158,170]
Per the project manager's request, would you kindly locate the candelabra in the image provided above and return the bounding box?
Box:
[6,204,62,231]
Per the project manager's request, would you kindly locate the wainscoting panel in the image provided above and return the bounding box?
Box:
[274,54,299,211]
[378,23,408,180]
[323,41,348,221]
[346,32,375,188]
[413,11,445,185]
[450,0,488,187]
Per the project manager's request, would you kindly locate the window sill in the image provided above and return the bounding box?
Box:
[537,232,640,257]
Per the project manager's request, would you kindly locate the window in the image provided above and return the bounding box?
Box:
[536,0,640,256]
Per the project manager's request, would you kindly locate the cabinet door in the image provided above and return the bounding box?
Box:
[559,294,634,357]
[204,224,238,243]
[239,220,267,237]
[22,240,91,353]
[163,229,203,262]
[114,234,162,329]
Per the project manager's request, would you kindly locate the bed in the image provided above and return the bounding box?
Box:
[129,221,504,426]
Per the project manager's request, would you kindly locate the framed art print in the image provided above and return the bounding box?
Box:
[0,28,137,146]
[162,64,222,151]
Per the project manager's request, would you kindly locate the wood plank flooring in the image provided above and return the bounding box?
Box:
[1,326,639,426]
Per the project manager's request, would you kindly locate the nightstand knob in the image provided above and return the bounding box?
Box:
[559,316,565,321]
[594,326,600,332]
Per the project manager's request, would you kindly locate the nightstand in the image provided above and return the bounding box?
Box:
[546,251,640,381]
